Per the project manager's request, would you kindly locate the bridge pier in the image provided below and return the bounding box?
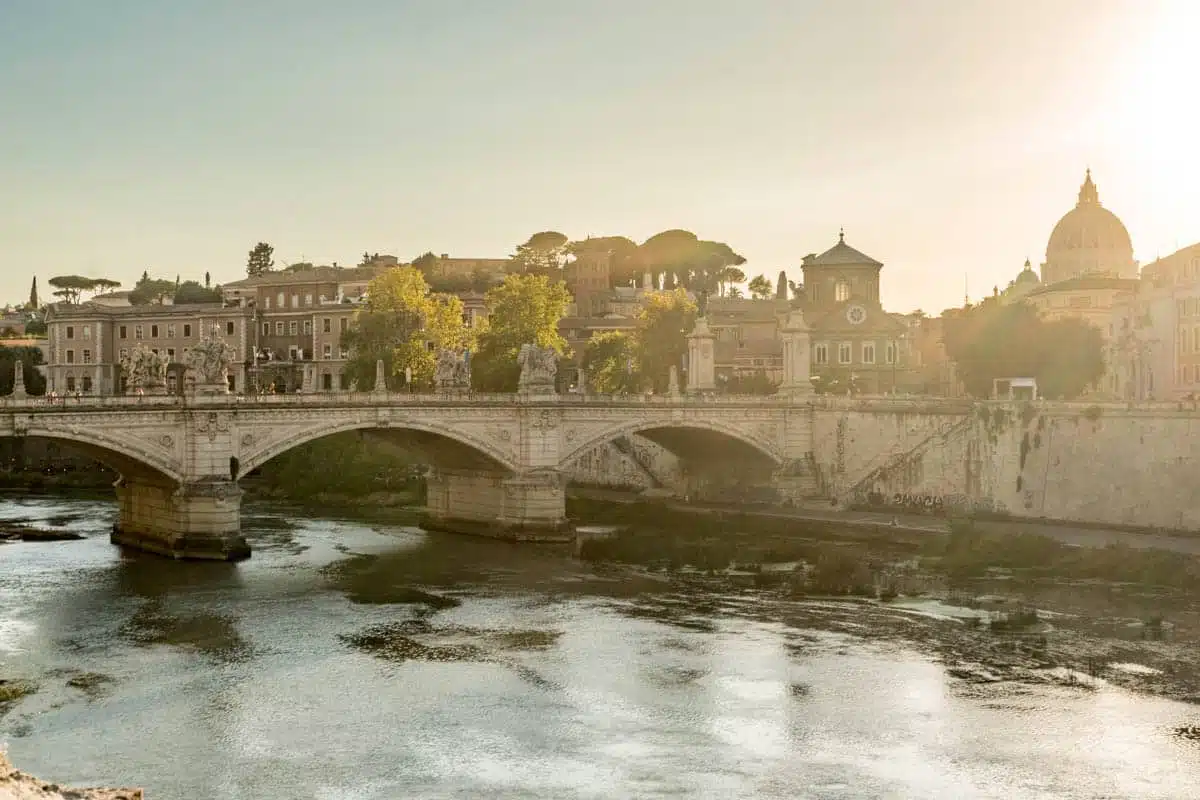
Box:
[421,468,571,542]
[111,478,250,561]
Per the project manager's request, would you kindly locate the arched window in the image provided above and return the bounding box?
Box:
[835,280,850,302]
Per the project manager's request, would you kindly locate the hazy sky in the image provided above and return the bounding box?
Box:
[3,0,1198,312]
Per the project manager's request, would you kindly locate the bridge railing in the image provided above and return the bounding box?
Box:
[0,389,802,410]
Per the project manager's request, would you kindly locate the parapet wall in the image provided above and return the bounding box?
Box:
[813,398,1200,531]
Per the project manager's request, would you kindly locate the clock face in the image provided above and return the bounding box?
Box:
[846,305,867,325]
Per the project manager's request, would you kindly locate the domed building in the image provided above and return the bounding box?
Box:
[1041,169,1137,284]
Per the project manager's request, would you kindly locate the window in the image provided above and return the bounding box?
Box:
[119,325,128,339]
[323,344,332,359]
[275,321,284,335]
[134,325,144,340]
[66,376,76,392]
[82,350,92,365]
[288,345,299,360]
[885,341,897,365]
[304,294,313,306]
[184,324,192,337]
[339,346,348,359]
[226,321,235,336]
[862,343,875,364]
[288,321,298,335]
[303,320,312,335]
[835,280,850,303]
[151,348,159,356]
[323,318,332,334]
[291,294,299,309]
[263,296,271,310]
[83,326,91,340]
[813,343,828,365]
[167,349,175,360]
[262,322,270,336]
[838,342,852,364]
[66,326,74,340]
[82,376,92,393]
[119,348,128,361]
[277,293,285,308]
[65,350,75,364]
[151,324,160,338]
[165,324,175,338]
[339,318,348,333]
[322,373,333,391]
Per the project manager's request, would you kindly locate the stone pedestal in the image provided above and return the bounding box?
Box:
[779,309,814,399]
[192,381,229,397]
[111,479,250,561]
[11,360,26,399]
[686,318,715,394]
[421,468,571,542]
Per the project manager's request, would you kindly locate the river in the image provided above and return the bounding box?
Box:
[0,495,1197,799]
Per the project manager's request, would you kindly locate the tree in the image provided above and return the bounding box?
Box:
[726,286,744,299]
[583,331,639,393]
[636,289,697,393]
[247,242,275,277]
[341,267,470,390]
[775,271,788,300]
[638,231,745,312]
[47,275,109,304]
[941,299,1104,399]
[0,345,46,395]
[748,274,774,300]
[285,262,314,272]
[29,277,38,310]
[471,274,571,391]
[717,266,747,296]
[174,281,222,305]
[411,252,439,273]
[129,275,177,306]
[509,231,569,277]
[568,236,640,288]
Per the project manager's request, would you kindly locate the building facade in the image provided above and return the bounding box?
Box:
[799,232,909,394]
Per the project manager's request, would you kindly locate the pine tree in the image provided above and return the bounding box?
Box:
[247,242,275,277]
[29,276,38,309]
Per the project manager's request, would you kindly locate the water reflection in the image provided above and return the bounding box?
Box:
[0,496,1196,799]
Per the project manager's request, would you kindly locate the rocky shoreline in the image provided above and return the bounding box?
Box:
[0,752,141,800]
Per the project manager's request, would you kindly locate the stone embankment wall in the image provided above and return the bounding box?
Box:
[813,397,1200,531]
[565,436,684,493]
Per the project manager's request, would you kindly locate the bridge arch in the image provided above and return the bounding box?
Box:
[0,427,185,485]
[238,417,521,477]
[559,419,783,470]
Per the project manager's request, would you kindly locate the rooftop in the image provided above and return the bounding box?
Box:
[803,231,883,268]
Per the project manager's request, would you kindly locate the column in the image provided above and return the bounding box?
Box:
[686,318,715,393]
[779,309,814,398]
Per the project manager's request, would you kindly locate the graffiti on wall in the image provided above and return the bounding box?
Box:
[851,489,997,515]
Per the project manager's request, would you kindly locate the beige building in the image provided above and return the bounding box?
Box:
[43,302,251,395]
[799,232,910,394]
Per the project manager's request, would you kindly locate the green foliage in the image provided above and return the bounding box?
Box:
[47,275,119,304]
[24,318,46,336]
[569,236,641,287]
[342,267,471,390]
[583,331,639,393]
[747,274,773,300]
[941,300,1104,400]
[638,230,745,313]
[29,276,38,309]
[0,346,47,394]
[251,432,420,499]
[247,242,275,276]
[411,251,438,272]
[636,289,697,393]
[471,274,570,391]
[129,276,176,306]
[173,280,222,305]
[509,231,569,277]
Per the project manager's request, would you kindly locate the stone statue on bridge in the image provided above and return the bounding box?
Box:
[120,346,169,395]
[434,349,469,390]
[518,344,557,393]
[184,334,236,394]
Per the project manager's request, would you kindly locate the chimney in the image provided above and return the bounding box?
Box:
[441,253,449,260]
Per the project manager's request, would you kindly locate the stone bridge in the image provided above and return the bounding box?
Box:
[0,390,814,560]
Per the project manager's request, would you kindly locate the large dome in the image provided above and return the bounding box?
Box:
[1042,170,1136,285]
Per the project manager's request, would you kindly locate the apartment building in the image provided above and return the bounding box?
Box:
[43,302,251,394]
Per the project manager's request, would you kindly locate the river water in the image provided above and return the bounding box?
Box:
[0,495,1197,799]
